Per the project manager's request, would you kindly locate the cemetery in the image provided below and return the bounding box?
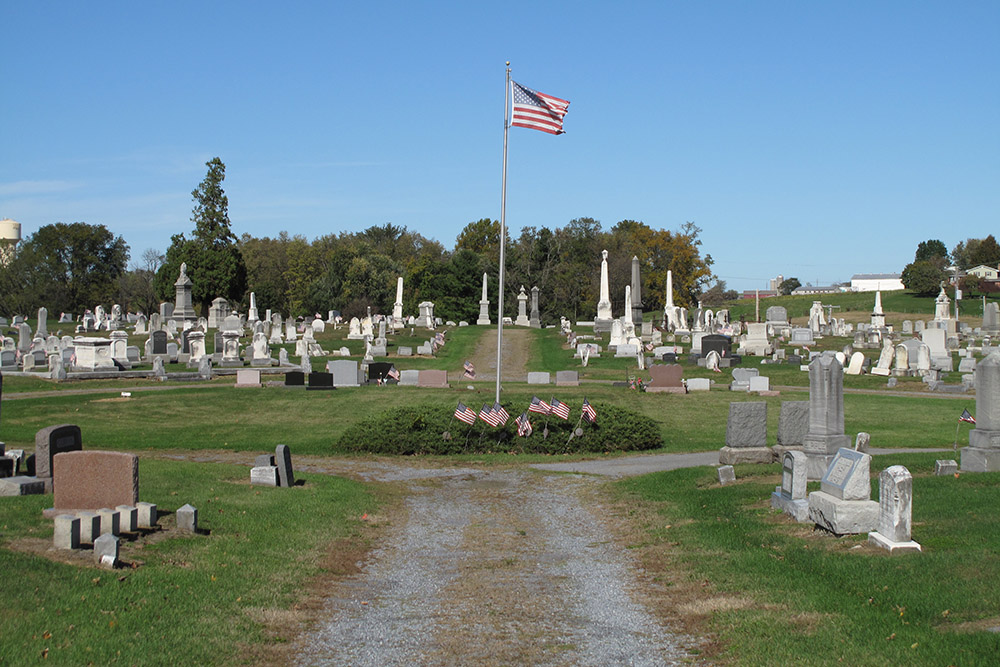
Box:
[1,269,999,665]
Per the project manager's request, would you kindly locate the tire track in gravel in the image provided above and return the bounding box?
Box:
[297,470,692,666]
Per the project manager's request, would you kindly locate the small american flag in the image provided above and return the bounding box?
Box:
[387,367,400,381]
[454,402,477,425]
[435,332,445,344]
[480,404,501,427]
[960,409,976,424]
[511,81,570,135]
[645,342,654,351]
[463,360,476,379]
[549,398,570,421]
[515,412,533,437]
[582,399,597,424]
[492,402,510,425]
[528,396,551,415]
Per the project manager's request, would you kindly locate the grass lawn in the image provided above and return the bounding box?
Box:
[616,452,1000,665]
[0,458,376,665]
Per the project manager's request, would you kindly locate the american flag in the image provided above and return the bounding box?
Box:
[463,360,476,379]
[528,396,551,415]
[480,404,501,427]
[549,398,570,420]
[454,402,477,425]
[387,367,400,381]
[435,332,445,345]
[582,399,597,424]
[645,342,654,351]
[511,81,570,135]
[492,402,510,425]
[960,408,976,424]
[515,412,533,437]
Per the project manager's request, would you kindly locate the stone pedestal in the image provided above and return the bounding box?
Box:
[173,263,196,321]
[514,286,530,326]
[961,351,1000,472]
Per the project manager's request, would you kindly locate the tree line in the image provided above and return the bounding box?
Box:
[901,237,1000,296]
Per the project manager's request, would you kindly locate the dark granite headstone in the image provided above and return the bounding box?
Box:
[702,335,732,358]
[34,424,83,479]
[662,353,677,363]
[181,329,192,354]
[213,331,223,354]
[275,444,294,488]
[367,362,396,384]
[284,371,305,386]
[307,372,334,390]
[151,330,168,355]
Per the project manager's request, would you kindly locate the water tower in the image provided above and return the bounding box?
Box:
[0,218,21,265]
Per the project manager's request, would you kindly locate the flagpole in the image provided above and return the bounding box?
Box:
[496,62,511,405]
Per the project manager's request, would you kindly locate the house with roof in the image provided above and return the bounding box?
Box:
[850,273,904,292]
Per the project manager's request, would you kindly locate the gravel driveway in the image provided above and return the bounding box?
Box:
[296,468,693,666]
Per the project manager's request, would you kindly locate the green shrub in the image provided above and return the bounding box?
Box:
[333,401,662,455]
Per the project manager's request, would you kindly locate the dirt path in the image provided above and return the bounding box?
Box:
[295,469,695,666]
[455,327,532,382]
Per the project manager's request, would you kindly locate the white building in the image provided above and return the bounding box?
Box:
[967,264,1000,281]
[850,273,904,292]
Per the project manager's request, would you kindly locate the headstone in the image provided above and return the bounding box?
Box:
[151,330,168,355]
[717,465,735,485]
[53,514,81,550]
[844,351,865,376]
[771,450,810,521]
[116,505,138,533]
[777,401,810,447]
[477,272,491,325]
[868,466,921,553]
[328,360,360,387]
[399,369,420,386]
[701,334,732,359]
[275,444,295,487]
[594,249,613,332]
[97,507,120,536]
[77,511,101,544]
[307,372,334,390]
[935,459,958,476]
[529,286,541,328]
[646,364,685,393]
[807,448,879,534]
[52,451,139,511]
[803,354,851,479]
[136,502,158,528]
[961,350,1000,472]
[515,286,530,326]
[235,369,261,387]
[176,504,198,533]
[555,370,579,387]
[284,371,305,386]
[93,533,119,567]
[748,376,770,392]
[720,402,770,464]
[251,466,279,486]
[172,263,196,321]
[417,369,449,388]
[527,372,551,385]
[32,424,82,488]
[687,377,711,391]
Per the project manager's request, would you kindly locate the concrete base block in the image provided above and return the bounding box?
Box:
[960,447,1000,472]
[868,531,922,554]
[646,386,687,394]
[718,446,773,465]
[53,514,81,550]
[771,492,810,522]
[808,491,878,535]
[805,453,836,480]
[968,429,1000,449]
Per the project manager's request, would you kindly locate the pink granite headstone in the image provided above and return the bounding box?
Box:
[52,451,138,511]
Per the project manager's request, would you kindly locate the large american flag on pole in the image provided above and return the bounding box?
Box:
[511,81,570,135]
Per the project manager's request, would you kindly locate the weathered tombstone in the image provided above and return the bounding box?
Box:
[717,465,735,485]
[770,450,810,521]
[235,369,261,387]
[53,514,81,550]
[776,401,809,448]
[687,377,711,391]
[844,351,865,375]
[275,445,295,488]
[93,533,119,567]
[719,402,770,464]
[399,369,420,386]
[961,351,1000,472]
[935,459,958,476]
[527,372,551,385]
[176,504,198,533]
[807,447,879,534]
[32,424,82,490]
[803,354,851,479]
[136,502,158,528]
[868,466,921,553]
[555,370,579,387]
[151,330,168,355]
[250,466,279,486]
[646,364,686,393]
[116,505,138,533]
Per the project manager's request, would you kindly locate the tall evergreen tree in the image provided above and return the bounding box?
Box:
[156,158,247,314]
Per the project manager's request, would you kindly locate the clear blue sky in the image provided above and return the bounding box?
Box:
[2,1,997,292]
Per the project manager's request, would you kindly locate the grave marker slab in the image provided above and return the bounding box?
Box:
[275,445,295,488]
[868,466,921,553]
[52,451,138,511]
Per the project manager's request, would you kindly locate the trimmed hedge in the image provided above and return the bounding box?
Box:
[332,401,662,455]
